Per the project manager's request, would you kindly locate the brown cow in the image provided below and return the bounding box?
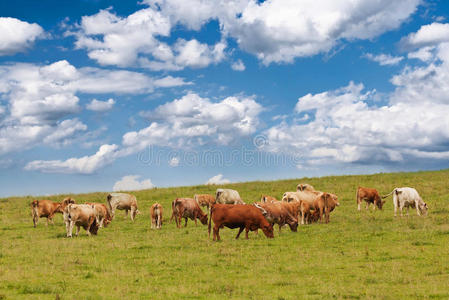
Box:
[173,198,208,228]
[303,193,340,224]
[86,203,111,228]
[65,204,99,237]
[150,203,163,229]
[297,183,315,192]
[208,204,274,241]
[31,197,75,227]
[356,187,385,211]
[260,195,278,203]
[194,194,215,213]
[258,202,298,233]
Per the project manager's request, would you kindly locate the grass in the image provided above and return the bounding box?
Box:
[1,169,449,299]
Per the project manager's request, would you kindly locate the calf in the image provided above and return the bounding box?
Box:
[356,187,385,211]
[150,203,163,229]
[31,197,75,227]
[383,187,428,216]
[208,204,274,241]
[258,202,298,233]
[86,202,111,228]
[107,193,139,221]
[173,198,208,228]
[305,193,340,224]
[65,204,99,237]
[194,194,215,213]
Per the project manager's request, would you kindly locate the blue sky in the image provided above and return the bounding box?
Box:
[1,0,449,197]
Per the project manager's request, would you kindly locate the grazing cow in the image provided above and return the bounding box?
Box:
[260,195,278,203]
[31,197,75,227]
[208,204,274,241]
[194,194,215,213]
[86,203,111,228]
[65,204,99,237]
[302,193,340,224]
[356,187,385,211]
[173,198,208,228]
[258,202,298,233]
[382,187,428,217]
[215,189,245,204]
[297,183,315,192]
[150,203,163,229]
[107,193,139,221]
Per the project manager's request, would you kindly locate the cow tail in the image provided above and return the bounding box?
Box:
[208,204,214,238]
[381,189,395,199]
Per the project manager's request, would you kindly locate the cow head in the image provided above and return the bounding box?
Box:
[297,183,314,192]
[60,197,75,211]
[288,219,298,232]
[376,199,386,210]
[419,202,428,215]
[261,223,274,238]
[200,214,208,225]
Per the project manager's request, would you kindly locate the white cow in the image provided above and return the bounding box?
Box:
[215,189,245,204]
[107,193,140,221]
[383,187,428,216]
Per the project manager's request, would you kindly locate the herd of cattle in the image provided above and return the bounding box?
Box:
[30,183,429,241]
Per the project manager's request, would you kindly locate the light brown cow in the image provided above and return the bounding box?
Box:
[31,197,75,227]
[65,204,99,237]
[194,194,215,213]
[173,198,208,228]
[356,187,385,211]
[260,195,278,203]
[107,193,139,221]
[150,203,163,229]
[86,202,111,228]
[301,193,340,224]
[209,204,274,241]
[258,202,298,233]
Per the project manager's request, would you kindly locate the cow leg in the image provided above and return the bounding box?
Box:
[415,202,421,216]
[67,221,74,237]
[99,217,104,228]
[45,217,49,226]
[125,209,129,219]
[33,215,38,227]
[278,224,282,234]
[75,225,80,236]
[130,207,137,221]
[365,202,369,210]
[213,226,220,241]
[235,227,244,239]
[157,215,161,229]
[399,203,404,217]
[194,215,198,226]
[245,226,250,239]
[184,217,188,227]
[357,201,361,211]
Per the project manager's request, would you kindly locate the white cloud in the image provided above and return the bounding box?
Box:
[401,22,449,49]
[0,17,44,55]
[0,60,188,155]
[231,59,246,71]
[72,7,226,70]
[153,75,192,88]
[205,174,230,185]
[43,119,88,147]
[169,157,180,167]
[86,98,115,112]
[26,92,264,174]
[25,144,119,174]
[407,46,435,62]
[113,175,155,191]
[223,0,420,64]
[365,53,404,66]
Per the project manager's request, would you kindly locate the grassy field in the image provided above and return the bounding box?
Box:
[1,169,449,299]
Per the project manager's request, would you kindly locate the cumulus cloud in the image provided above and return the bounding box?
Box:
[0,60,188,155]
[86,98,115,112]
[205,174,230,185]
[401,22,449,49]
[25,144,119,174]
[72,7,227,70]
[27,92,264,174]
[149,0,420,65]
[231,59,246,71]
[364,53,404,66]
[113,175,155,191]
[0,17,44,55]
